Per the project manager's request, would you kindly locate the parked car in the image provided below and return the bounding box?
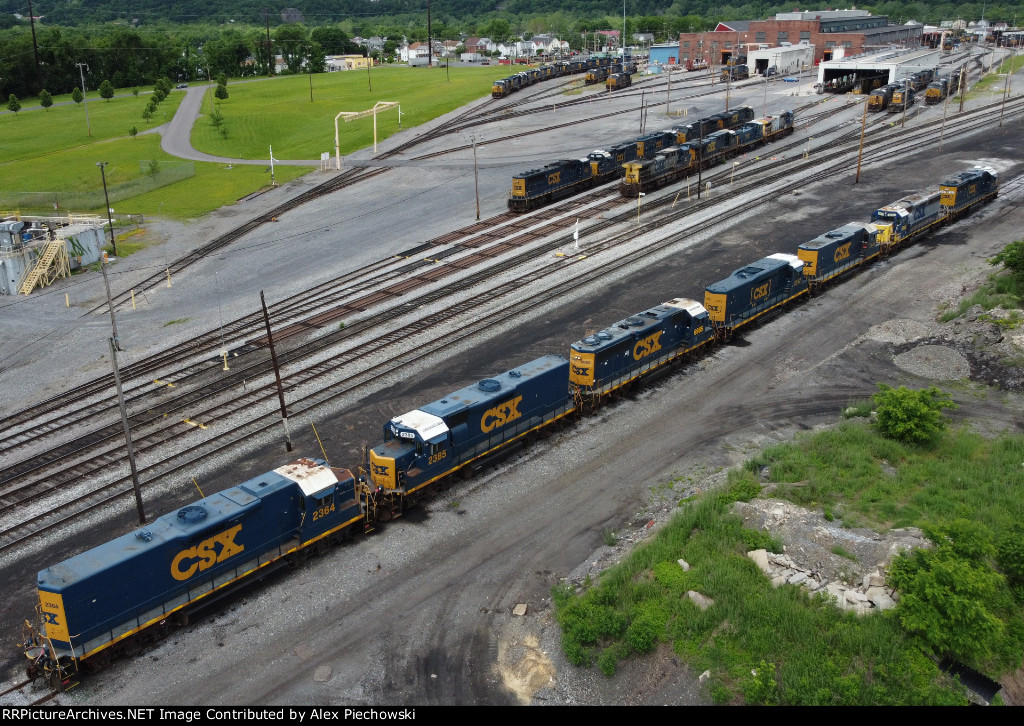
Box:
[176,83,189,89]
[763,66,777,78]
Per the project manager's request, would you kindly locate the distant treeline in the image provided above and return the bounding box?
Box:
[2,1,1021,98]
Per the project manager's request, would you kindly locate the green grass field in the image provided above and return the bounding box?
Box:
[191,65,514,160]
[1,64,513,221]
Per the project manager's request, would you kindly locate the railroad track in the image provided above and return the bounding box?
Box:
[3,89,1016,458]
[2,92,1019,556]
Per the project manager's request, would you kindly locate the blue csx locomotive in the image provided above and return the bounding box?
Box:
[22,167,999,692]
[508,106,757,212]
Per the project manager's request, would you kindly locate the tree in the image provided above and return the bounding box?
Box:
[872,384,956,444]
[72,87,83,104]
[889,520,1005,662]
[132,87,139,97]
[989,240,1024,281]
[214,83,229,101]
[99,80,114,101]
[7,94,21,114]
[39,89,53,110]
[216,73,227,87]
[128,125,138,139]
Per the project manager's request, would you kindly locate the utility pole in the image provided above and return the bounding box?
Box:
[26,0,43,93]
[97,162,116,257]
[109,338,146,524]
[901,78,909,128]
[427,0,433,68]
[100,251,121,351]
[1000,49,1012,126]
[697,122,704,199]
[666,67,671,115]
[261,291,293,453]
[855,97,868,183]
[76,63,92,137]
[958,64,967,112]
[472,138,481,221]
[262,8,273,76]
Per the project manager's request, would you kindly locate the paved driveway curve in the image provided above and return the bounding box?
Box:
[160,84,320,166]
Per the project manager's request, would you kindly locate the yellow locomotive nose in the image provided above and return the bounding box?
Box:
[369,449,397,489]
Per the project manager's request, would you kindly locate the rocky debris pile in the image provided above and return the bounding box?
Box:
[733,497,931,614]
[746,548,896,614]
[888,305,1024,392]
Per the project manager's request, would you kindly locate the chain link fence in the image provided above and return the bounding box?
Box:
[0,161,195,213]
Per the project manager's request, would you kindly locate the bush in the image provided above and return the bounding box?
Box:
[990,240,1024,281]
[99,80,114,101]
[872,384,955,445]
[39,89,53,110]
[71,87,83,104]
[888,520,1005,661]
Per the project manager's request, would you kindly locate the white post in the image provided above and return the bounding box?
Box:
[269,145,276,186]
[334,112,343,170]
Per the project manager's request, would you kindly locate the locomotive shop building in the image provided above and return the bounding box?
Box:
[675,9,924,68]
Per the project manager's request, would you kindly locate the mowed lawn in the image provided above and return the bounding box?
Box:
[190,64,513,160]
[1,64,511,220]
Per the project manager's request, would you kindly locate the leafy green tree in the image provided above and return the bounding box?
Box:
[141,107,153,121]
[276,23,310,73]
[71,87,83,104]
[995,523,1024,588]
[128,125,138,139]
[39,89,53,110]
[889,520,1005,661]
[990,240,1024,281]
[214,83,229,101]
[99,80,114,101]
[132,87,140,97]
[216,73,228,87]
[7,94,21,114]
[872,384,956,444]
[209,107,224,127]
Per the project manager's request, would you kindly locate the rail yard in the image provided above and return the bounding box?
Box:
[2,44,1024,705]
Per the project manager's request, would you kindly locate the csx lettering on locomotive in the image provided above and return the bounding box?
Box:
[834,243,852,262]
[633,331,664,360]
[170,524,245,581]
[548,172,561,185]
[752,281,771,302]
[480,395,523,432]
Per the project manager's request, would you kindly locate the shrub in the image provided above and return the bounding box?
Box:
[872,384,956,444]
[39,89,53,110]
[99,80,114,101]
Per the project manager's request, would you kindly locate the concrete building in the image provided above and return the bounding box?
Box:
[747,43,815,76]
[676,10,923,69]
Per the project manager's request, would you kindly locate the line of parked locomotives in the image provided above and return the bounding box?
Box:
[21,167,998,692]
[509,105,796,211]
[492,55,637,99]
[867,69,952,112]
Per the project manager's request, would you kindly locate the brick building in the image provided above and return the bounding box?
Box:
[677,10,923,69]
